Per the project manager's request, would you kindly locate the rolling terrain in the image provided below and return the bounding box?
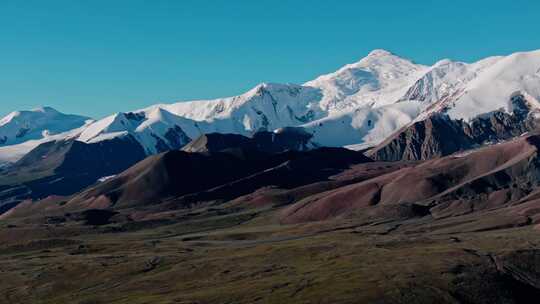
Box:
[2,130,540,303]
[2,48,540,303]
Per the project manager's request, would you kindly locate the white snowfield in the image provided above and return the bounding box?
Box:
[0,106,90,146]
[304,49,428,112]
[445,50,540,121]
[0,122,92,164]
[2,48,540,163]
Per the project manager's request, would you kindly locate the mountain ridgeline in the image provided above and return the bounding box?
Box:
[370,92,540,161]
[0,49,540,214]
[4,49,540,303]
[0,129,320,213]
[2,49,540,166]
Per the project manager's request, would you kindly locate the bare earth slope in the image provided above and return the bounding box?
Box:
[282,134,540,224]
[2,133,540,304]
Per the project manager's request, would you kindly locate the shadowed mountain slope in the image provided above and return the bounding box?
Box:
[181,127,316,154]
[67,147,372,210]
[0,137,146,212]
[369,93,539,161]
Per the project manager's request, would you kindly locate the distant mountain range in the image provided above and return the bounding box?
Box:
[1,48,540,214]
[2,49,540,166]
[5,49,540,303]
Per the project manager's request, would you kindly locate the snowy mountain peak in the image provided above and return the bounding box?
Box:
[3,49,540,166]
[357,49,416,67]
[433,58,457,67]
[77,111,141,143]
[366,49,394,57]
[32,106,59,113]
[246,82,304,97]
[0,107,65,127]
[0,107,91,147]
[304,49,428,112]
[444,49,540,121]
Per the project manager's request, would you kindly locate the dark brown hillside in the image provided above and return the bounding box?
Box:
[165,147,373,207]
[68,147,372,209]
[4,133,540,304]
[0,136,146,212]
[182,127,315,154]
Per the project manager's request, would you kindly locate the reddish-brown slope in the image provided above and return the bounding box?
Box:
[282,134,540,224]
[66,147,371,211]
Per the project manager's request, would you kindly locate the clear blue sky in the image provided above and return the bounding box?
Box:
[1,0,539,119]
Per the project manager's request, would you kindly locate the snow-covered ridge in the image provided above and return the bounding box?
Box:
[75,82,326,154]
[0,121,92,165]
[0,106,91,147]
[157,83,323,123]
[2,48,540,163]
[304,49,428,113]
[445,50,540,121]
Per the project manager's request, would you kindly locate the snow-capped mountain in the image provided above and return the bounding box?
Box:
[2,48,540,164]
[71,51,430,153]
[77,108,197,154]
[0,107,92,164]
[74,83,325,155]
[444,50,540,121]
[302,100,425,148]
[0,106,90,146]
[157,83,324,129]
[398,56,500,105]
[0,124,90,165]
[304,49,428,112]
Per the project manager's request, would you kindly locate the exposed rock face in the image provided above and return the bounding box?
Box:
[162,125,191,151]
[151,125,192,153]
[181,133,253,153]
[15,127,30,138]
[369,114,473,161]
[369,93,538,161]
[182,127,316,154]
